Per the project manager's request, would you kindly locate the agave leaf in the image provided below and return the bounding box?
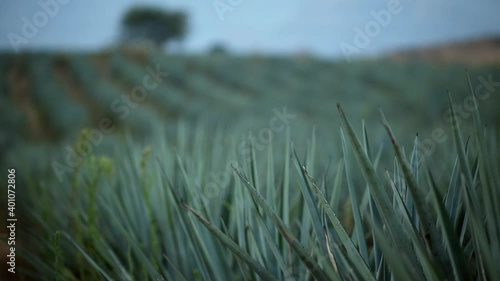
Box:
[459,174,498,280]
[281,126,291,227]
[427,168,472,281]
[490,128,500,187]
[446,155,463,226]
[106,249,134,281]
[306,125,317,175]
[446,91,498,278]
[364,218,418,281]
[362,121,383,272]
[250,141,260,191]
[466,72,500,259]
[248,143,272,268]
[232,166,333,281]
[157,160,216,281]
[183,204,278,281]
[164,255,190,281]
[102,200,172,279]
[255,215,291,278]
[466,72,494,186]
[292,145,329,257]
[340,127,369,262]
[407,135,419,225]
[62,233,114,281]
[380,107,451,279]
[247,226,267,276]
[220,219,253,280]
[337,103,425,280]
[410,134,420,184]
[447,91,480,211]
[263,142,276,264]
[362,118,372,160]
[330,159,345,212]
[299,165,376,281]
[322,224,338,274]
[266,142,277,221]
[321,210,351,281]
[235,177,251,260]
[384,171,443,281]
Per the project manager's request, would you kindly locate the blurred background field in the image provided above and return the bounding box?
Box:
[1,47,500,173]
[0,1,500,280]
[1,0,499,175]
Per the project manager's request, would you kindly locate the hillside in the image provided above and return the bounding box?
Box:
[1,47,500,280]
[387,36,500,66]
[1,49,500,182]
[2,49,499,145]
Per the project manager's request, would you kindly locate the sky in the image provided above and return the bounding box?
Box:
[1,0,499,59]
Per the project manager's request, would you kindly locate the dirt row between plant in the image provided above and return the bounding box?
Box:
[52,56,106,126]
[90,52,176,120]
[7,61,50,139]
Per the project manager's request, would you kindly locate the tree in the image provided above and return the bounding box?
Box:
[209,43,229,56]
[121,6,187,47]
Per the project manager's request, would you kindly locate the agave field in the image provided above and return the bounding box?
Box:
[0,49,499,280]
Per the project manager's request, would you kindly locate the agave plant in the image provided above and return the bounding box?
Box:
[179,74,499,281]
[19,74,500,281]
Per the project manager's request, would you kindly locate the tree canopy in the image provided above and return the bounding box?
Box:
[121,6,187,47]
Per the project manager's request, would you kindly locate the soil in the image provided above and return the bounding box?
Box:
[52,55,105,125]
[387,36,500,66]
[7,60,50,139]
[92,52,176,119]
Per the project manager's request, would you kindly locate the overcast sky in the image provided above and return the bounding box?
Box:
[1,0,499,58]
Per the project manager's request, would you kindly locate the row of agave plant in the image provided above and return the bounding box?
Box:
[19,74,500,281]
